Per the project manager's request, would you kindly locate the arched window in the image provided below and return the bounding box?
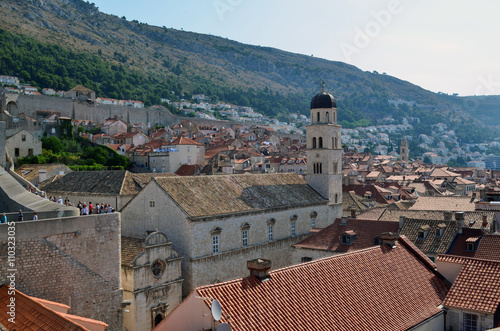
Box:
[334,136,338,149]
[312,137,317,149]
[335,193,338,204]
[326,112,329,122]
[317,112,320,123]
[318,137,323,148]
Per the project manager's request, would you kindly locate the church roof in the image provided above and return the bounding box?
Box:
[310,86,337,109]
[154,173,327,218]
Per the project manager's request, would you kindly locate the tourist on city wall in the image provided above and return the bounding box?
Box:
[1,212,7,224]
[33,212,38,221]
[89,202,93,215]
[18,210,23,222]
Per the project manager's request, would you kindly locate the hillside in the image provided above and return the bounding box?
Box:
[0,0,499,140]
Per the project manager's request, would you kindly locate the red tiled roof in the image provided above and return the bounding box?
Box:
[193,240,448,331]
[439,255,500,314]
[293,218,398,253]
[175,164,198,176]
[0,285,89,330]
[474,235,500,261]
[169,136,204,146]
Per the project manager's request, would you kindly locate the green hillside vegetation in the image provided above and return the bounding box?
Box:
[17,135,132,170]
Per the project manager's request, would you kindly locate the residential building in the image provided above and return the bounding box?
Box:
[438,255,500,330]
[5,129,42,162]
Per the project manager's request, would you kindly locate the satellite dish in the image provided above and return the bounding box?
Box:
[211,299,222,321]
[217,323,232,331]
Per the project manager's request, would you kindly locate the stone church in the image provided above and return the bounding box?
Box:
[121,87,343,296]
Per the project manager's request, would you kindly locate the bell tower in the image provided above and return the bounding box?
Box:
[400,137,409,162]
[306,83,342,219]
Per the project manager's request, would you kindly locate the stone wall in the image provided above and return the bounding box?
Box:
[0,213,124,330]
[5,93,178,127]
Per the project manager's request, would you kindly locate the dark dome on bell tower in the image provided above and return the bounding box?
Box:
[310,82,336,109]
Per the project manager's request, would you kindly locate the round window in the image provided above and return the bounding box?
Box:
[151,259,165,278]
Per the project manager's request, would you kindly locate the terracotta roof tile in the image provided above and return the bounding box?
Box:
[0,285,89,330]
[399,219,457,255]
[293,218,399,253]
[194,240,448,330]
[121,236,145,266]
[439,256,500,313]
[409,196,476,212]
[474,235,500,261]
[154,173,326,218]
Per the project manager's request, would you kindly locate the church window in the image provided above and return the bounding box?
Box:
[242,229,248,247]
[319,163,322,174]
[312,137,317,149]
[318,137,323,148]
[150,259,165,278]
[326,112,329,122]
[316,112,320,123]
[291,221,296,237]
[335,194,338,204]
[268,225,273,241]
[212,235,219,253]
[334,136,338,149]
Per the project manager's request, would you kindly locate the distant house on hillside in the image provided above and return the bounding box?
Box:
[66,85,96,102]
[5,130,42,162]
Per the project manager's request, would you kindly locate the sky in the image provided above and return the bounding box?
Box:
[91,0,500,96]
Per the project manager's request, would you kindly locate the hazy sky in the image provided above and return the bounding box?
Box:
[92,0,500,96]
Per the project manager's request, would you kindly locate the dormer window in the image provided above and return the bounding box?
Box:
[465,237,480,252]
[418,225,430,239]
[435,223,446,237]
[342,230,356,244]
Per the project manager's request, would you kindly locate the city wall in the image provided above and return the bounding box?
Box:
[0,213,124,330]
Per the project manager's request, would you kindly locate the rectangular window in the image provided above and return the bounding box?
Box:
[149,201,155,208]
[463,313,477,331]
[212,235,219,254]
[21,135,26,141]
[417,231,425,239]
[268,226,273,241]
[342,235,351,244]
[28,149,33,156]
[291,221,296,237]
[311,217,316,228]
[15,148,19,157]
[242,230,248,247]
[466,243,474,251]
[301,257,313,263]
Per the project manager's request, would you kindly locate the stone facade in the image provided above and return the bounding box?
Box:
[446,309,494,331]
[0,121,6,167]
[122,232,183,331]
[0,213,124,330]
[5,129,42,162]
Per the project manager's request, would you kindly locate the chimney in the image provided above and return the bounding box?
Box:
[350,210,356,219]
[399,216,405,229]
[443,211,453,221]
[247,258,271,282]
[340,216,348,225]
[39,169,47,182]
[455,212,465,234]
[379,232,399,248]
